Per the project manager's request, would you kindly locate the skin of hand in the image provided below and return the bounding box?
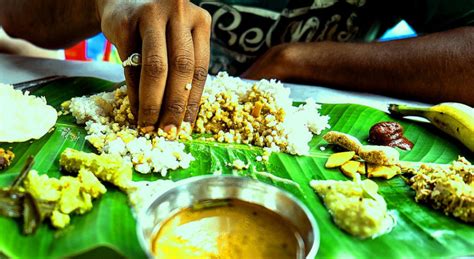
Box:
[0,0,211,131]
[242,26,474,106]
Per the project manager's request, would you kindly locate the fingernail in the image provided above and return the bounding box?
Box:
[140,125,155,134]
[163,124,176,133]
[163,124,178,140]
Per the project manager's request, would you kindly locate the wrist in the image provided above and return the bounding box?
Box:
[258,44,288,80]
[269,43,300,81]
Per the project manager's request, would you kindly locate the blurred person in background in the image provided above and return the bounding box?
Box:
[1,0,473,131]
[0,27,63,59]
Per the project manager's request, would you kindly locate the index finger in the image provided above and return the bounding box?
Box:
[138,22,168,127]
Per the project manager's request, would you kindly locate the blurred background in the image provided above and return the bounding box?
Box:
[0,20,417,63]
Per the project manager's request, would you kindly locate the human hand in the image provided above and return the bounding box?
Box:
[97,0,211,131]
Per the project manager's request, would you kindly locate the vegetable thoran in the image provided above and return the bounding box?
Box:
[0,148,15,170]
[310,176,395,238]
[407,157,473,223]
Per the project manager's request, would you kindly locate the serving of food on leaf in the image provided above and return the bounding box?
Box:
[0,74,473,258]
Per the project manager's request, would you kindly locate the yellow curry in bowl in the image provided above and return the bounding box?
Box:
[152,198,304,259]
[137,175,319,259]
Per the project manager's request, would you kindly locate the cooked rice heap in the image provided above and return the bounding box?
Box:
[196,72,330,156]
[0,83,57,142]
[65,86,194,176]
[65,72,330,174]
[407,157,473,223]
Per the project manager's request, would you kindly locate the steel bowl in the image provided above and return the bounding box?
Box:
[136,175,319,258]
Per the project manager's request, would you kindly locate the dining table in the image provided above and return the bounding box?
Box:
[0,53,472,259]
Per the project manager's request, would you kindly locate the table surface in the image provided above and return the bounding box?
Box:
[0,53,429,111]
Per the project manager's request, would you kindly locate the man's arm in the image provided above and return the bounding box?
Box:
[243,26,474,106]
[0,0,100,49]
[0,27,63,58]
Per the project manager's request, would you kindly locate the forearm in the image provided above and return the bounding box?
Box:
[0,0,100,49]
[277,27,474,105]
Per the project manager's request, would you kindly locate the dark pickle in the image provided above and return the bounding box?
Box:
[368,122,414,150]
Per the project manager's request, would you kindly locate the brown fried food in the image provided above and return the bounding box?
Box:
[408,157,474,223]
[323,131,363,152]
[0,148,15,170]
[358,145,400,166]
[323,131,399,166]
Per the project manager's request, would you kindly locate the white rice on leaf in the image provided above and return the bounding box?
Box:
[66,72,330,175]
[0,84,57,142]
[67,86,194,176]
[196,72,330,156]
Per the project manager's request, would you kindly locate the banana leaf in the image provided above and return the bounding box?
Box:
[0,77,472,258]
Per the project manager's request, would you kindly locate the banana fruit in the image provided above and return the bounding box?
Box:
[389,102,474,152]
